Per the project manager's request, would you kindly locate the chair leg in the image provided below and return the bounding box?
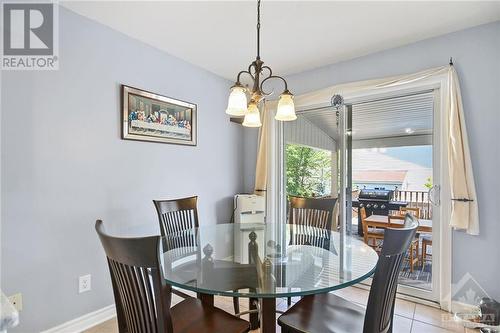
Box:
[280,326,290,333]
[249,297,259,330]
[422,241,427,262]
[287,297,292,307]
[416,241,420,267]
[409,244,414,273]
[422,240,432,263]
[233,296,240,314]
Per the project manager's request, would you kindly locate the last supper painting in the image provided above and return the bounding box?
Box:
[122,85,197,146]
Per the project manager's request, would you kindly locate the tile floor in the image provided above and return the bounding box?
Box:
[84,287,480,333]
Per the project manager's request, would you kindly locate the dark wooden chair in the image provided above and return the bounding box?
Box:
[288,196,337,250]
[153,196,199,239]
[153,196,241,314]
[95,220,250,333]
[277,214,418,333]
[286,196,337,306]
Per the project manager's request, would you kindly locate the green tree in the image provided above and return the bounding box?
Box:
[424,177,433,189]
[286,144,331,197]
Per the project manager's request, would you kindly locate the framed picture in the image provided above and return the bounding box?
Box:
[122,85,197,146]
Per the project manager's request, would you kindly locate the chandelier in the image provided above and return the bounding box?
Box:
[225,0,296,127]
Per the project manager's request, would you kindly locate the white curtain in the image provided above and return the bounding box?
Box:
[254,101,278,223]
[254,101,269,196]
[446,68,479,235]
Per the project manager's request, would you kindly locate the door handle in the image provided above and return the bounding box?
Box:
[428,185,441,207]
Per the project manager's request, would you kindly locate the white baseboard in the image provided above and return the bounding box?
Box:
[40,305,116,333]
[451,300,480,314]
[41,286,191,333]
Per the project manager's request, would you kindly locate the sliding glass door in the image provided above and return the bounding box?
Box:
[279,90,441,303]
[345,91,441,302]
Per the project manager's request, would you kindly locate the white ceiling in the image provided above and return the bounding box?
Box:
[351,91,434,140]
[62,1,500,80]
[300,91,434,142]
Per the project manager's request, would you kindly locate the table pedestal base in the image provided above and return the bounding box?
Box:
[249,297,259,330]
[248,297,277,332]
[261,298,276,333]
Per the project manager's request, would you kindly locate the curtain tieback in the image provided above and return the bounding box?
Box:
[451,198,474,202]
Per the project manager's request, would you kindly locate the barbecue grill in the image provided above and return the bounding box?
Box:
[352,188,408,236]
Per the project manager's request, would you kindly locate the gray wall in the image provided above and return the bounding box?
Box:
[248,21,500,298]
[1,8,244,332]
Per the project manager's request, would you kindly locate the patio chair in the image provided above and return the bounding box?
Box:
[389,215,419,272]
[400,207,421,218]
[360,207,384,251]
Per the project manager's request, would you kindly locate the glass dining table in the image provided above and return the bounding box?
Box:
[161,223,378,332]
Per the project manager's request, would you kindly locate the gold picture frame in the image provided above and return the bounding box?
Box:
[122,85,197,146]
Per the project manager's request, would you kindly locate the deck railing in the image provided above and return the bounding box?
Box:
[392,190,432,219]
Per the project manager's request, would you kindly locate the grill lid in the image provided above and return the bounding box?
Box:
[358,188,393,201]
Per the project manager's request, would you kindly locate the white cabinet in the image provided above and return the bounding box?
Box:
[233,195,265,264]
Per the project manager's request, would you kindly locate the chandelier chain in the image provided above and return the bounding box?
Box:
[257,0,261,59]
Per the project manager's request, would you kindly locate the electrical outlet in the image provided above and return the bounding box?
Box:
[8,293,22,311]
[79,274,91,293]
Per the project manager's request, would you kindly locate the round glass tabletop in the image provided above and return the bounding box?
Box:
[162,223,378,298]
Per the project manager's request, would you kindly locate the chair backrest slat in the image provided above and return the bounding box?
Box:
[288,196,337,250]
[363,214,418,333]
[96,220,173,333]
[154,196,199,250]
[400,207,421,218]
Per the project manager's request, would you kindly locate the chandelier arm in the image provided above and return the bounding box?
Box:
[236,70,255,84]
[261,65,273,77]
[260,75,289,95]
[248,62,258,75]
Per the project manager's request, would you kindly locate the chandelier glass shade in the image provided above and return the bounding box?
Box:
[242,101,262,127]
[225,84,248,116]
[226,0,296,127]
[275,91,297,121]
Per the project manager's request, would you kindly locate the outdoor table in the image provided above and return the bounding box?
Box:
[364,214,432,233]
